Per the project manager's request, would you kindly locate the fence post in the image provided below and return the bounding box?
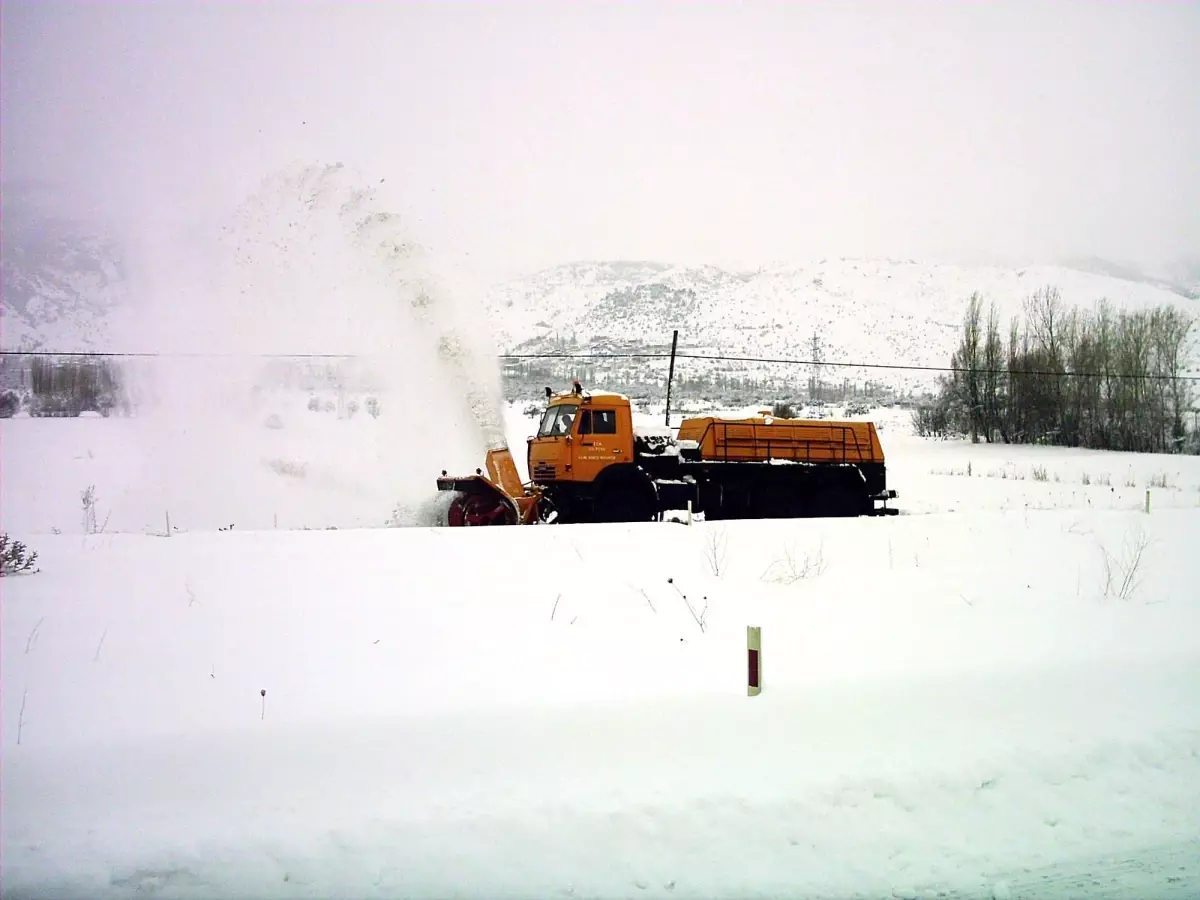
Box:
[687,500,693,526]
[1145,490,1151,514]
[747,625,761,696]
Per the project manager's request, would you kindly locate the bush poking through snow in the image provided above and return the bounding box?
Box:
[1097,526,1151,601]
[761,542,827,583]
[81,485,109,535]
[1,534,40,576]
[264,458,307,479]
[667,577,707,633]
[702,527,728,577]
[1032,465,1049,482]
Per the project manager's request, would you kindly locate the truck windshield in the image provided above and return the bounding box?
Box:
[538,404,578,437]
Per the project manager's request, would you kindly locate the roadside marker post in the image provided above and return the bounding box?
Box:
[747,626,761,696]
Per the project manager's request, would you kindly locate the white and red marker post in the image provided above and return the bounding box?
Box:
[747,625,761,696]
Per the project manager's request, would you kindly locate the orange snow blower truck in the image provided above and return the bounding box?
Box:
[436,385,898,526]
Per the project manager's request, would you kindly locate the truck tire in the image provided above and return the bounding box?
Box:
[815,481,861,517]
[592,467,658,523]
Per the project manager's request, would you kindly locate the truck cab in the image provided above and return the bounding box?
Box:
[527,391,635,485]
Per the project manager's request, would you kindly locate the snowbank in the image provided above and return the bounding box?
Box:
[3,505,1199,898]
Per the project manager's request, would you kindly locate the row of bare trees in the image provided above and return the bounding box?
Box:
[917,287,1198,454]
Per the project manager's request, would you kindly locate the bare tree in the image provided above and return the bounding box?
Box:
[982,301,1006,442]
[931,289,1194,456]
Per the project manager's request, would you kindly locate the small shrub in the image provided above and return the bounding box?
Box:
[1097,526,1150,601]
[1032,465,1049,482]
[307,396,321,412]
[911,402,957,439]
[702,527,728,577]
[1148,472,1170,489]
[1098,473,1111,487]
[1,534,39,576]
[365,397,380,419]
[761,542,826,583]
[0,391,19,418]
[1081,472,1091,485]
[265,458,307,478]
[771,401,797,419]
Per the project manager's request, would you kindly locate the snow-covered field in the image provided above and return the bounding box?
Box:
[3,404,1200,899]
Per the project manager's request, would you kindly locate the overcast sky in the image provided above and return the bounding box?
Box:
[3,0,1198,277]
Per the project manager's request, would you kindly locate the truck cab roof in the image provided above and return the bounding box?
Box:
[546,390,631,407]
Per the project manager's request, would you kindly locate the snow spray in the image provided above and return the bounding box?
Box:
[110,161,505,529]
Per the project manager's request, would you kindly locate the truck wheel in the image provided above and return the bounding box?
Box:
[817,483,860,517]
[537,492,564,524]
[699,483,725,520]
[593,470,658,523]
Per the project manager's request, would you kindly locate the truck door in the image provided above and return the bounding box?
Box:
[574,406,628,483]
[528,403,578,483]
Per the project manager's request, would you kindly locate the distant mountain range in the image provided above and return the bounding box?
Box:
[3,185,1197,396]
[0,184,129,353]
[485,257,1198,391]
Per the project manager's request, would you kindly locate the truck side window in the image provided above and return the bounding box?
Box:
[578,410,593,434]
[538,404,579,437]
[593,409,617,434]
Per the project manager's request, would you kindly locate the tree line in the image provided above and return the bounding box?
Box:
[0,355,125,417]
[915,287,1198,454]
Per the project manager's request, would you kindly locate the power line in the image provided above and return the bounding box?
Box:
[502,351,1200,382]
[3,347,1199,382]
[675,352,1200,382]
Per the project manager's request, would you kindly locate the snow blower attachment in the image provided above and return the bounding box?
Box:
[436,383,899,526]
[437,447,541,526]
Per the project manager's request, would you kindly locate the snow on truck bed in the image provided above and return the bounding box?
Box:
[3,409,1200,898]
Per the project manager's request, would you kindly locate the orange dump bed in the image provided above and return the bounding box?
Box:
[676,416,886,465]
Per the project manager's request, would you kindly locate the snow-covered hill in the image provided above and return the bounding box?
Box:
[3,176,1196,398]
[486,258,1199,391]
[0,187,128,353]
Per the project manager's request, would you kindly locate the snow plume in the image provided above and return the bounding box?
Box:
[111,161,505,530]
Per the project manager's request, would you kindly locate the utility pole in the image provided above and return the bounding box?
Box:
[664,330,680,426]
